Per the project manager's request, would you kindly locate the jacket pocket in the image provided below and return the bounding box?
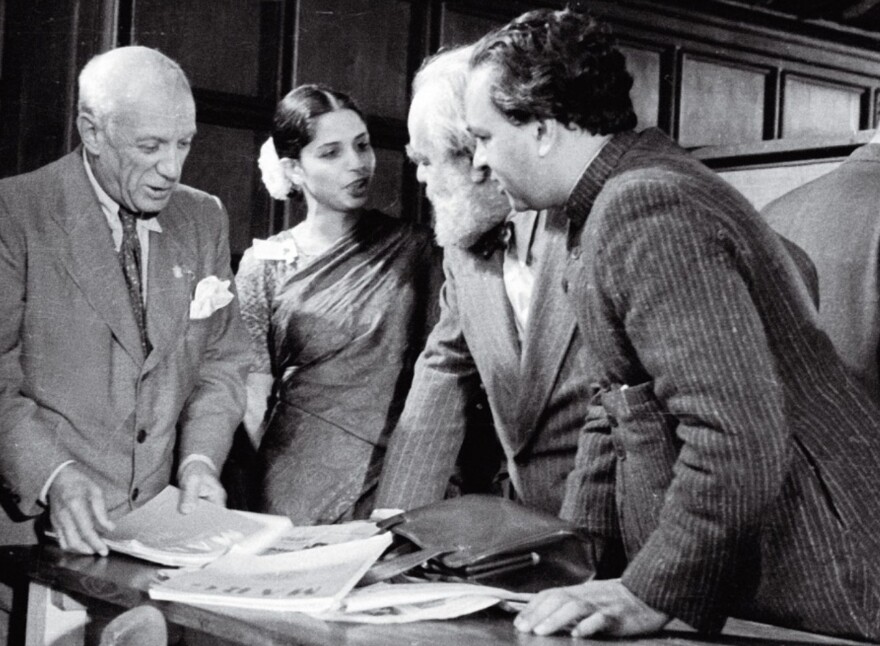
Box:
[601,381,679,558]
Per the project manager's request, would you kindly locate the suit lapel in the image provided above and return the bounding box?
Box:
[143,201,195,374]
[458,248,522,430]
[515,209,577,450]
[52,151,145,365]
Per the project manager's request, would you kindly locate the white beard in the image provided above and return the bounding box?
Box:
[428,170,511,249]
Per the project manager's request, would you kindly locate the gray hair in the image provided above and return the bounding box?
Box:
[410,45,475,159]
[78,46,191,126]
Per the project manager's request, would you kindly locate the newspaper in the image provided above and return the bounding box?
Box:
[261,520,381,554]
[100,486,293,567]
[148,533,393,613]
[320,581,534,623]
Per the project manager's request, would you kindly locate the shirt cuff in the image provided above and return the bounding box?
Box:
[177,454,218,481]
[40,460,76,506]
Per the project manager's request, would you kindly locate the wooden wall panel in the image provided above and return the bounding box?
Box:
[295,0,411,119]
[619,44,661,129]
[782,75,862,139]
[366,148,406,218]
[0,0,113,176]
[718,159,842,209]
[439,5,505,47]
[679,56,767,147]
[182,124,268,256]
[134,0,265,97]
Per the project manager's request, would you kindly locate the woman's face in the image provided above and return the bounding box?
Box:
[289,108,376,214]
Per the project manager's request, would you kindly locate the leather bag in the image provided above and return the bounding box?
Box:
[364,494,596,592]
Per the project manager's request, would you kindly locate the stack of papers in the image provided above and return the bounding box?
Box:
[131,503,535,623]
[262,520,381,554]
[101,486,293,567]
[323,581,533,623]
[149,533,393,613]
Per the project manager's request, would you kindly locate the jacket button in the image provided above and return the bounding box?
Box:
[570,247,581,260]
[616,446,626,460]
[561,278,569,293]
[137,429,147,443]
[131,488,140,501]
[608,415,618,428]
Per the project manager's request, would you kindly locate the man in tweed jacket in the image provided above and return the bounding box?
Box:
[375,45,618,551]
[465,7,880,641]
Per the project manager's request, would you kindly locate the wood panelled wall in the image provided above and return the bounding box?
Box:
[3,0,880,259]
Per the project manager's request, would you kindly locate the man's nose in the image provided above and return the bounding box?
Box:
[472,141,488,172]
[157,148,183,181]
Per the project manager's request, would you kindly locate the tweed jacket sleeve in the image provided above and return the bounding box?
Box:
[375,253,483,509]
[587,174,791,630]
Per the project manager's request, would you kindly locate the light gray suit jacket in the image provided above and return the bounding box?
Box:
[763,143,880,404]
[376,210,615,531]
[0,150,249,522]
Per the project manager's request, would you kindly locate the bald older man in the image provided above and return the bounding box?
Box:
[0,46,249,555]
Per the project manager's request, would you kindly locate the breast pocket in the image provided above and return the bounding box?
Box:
[180,314,215,369]
[601,382,680,558]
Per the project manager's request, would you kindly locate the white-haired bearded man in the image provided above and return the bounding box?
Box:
[375,46,617,574]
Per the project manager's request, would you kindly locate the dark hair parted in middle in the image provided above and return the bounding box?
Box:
[271,84,367,160]
[470,7,636,135]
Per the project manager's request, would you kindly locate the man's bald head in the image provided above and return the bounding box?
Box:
[75,46,197,213]
[78,46,192,128]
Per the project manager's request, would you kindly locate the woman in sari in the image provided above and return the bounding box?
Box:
[235,85,438,525]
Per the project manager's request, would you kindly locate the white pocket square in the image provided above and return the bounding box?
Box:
[189,276,234,320]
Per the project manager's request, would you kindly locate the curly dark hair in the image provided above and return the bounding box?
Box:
[271,84,366,160]
[470,7,636,134]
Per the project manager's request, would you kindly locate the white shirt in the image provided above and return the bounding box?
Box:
[502,210,545,341]
[501,137,611,342]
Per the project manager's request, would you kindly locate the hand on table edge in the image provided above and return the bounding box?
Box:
[513,578,670,638]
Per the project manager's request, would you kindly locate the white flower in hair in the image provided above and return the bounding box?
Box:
[258,137,293,201]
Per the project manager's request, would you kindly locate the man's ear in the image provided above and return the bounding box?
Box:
[535,118,556,158]
[77,113,102,155]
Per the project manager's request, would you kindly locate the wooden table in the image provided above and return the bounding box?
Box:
[0,544,871,646]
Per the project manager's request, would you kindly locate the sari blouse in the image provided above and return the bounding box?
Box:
[235,211,438,447]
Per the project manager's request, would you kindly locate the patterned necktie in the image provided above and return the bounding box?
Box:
[117,206,151,355]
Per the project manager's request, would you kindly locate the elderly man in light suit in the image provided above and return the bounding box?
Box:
[375,45,617,566]
[0,46,248,556]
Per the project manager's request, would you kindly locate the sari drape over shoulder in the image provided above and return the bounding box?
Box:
[236,212,438,524]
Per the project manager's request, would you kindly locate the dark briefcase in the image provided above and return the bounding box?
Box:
[364,494,596,592]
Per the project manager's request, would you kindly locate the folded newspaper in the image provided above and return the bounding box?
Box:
[99,486,293,567]
[149,533,394,613]
[321,581,533,623]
